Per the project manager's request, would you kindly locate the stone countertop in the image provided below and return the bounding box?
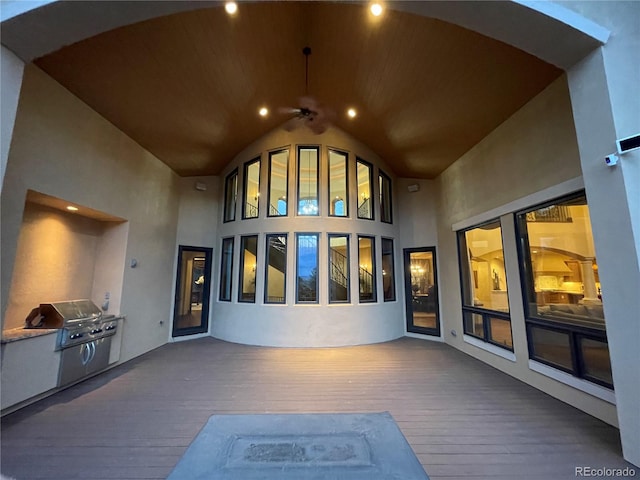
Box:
[1,327,59,344]
[2,315,125,344]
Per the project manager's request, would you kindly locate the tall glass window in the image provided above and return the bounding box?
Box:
[219,237,234,301]
[358,236,376,302]
[268,149,288,217]
[357,159,373,220]
[296,233,319,303]
[379,170,392,223]
[516,191,612,388]
[243,157,260,219]
[458,220,513,350]
[298,147,319,216]
[329,235,350,303]
[328,150,348,217]
[238,235,258,303]
[223,169,238,223]
[264,234,287,304]
[381,238,395,302]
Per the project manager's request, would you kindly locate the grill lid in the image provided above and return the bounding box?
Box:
[26,300,102,329]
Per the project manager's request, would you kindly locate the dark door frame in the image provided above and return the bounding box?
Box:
[403,246,441,337]
[172,245,213,337]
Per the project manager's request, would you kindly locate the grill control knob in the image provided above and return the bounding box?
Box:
[91,328,103,335]
[105,325,116,331]
[70,333,83,340]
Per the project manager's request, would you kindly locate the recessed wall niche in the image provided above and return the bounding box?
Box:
[3,190,128,331]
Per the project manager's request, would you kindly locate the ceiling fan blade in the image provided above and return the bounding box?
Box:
[278,106,301,115]
[283,117,303,132]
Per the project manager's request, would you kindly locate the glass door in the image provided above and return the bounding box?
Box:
[404,247,440,336]
[172,246,213,337]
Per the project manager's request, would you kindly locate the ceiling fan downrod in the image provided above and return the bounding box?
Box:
[303,46,311,95]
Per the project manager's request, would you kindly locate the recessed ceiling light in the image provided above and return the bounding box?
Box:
[225,2,238,15]
[66,206,79,211]
[370,3,383,17]
[259,107,269,117]
[347,108,357,118]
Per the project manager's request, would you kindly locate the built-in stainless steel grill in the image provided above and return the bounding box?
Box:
[25,300,122,386]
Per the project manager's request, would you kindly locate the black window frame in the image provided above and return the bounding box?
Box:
[295,232,320,304]
[218,236,234,302]
[242,156,261,220]
[297,145,320,216]
[327,149,349,218]
[379,169,393,224]
[238,234,258,303]
[515,190,613,389]
[267,148,289,218]
[223,168,238,223]
[356,158,374,220]
[381,237,396,302]
[328,233,351,304]
[264,233,288,304]
[358,235,377,303]
[457,219,513,352]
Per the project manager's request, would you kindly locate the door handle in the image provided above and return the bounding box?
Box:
[88,341,96,364]
[81,343,90,366]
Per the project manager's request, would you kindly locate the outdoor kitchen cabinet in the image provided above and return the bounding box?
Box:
[0,332,60,411]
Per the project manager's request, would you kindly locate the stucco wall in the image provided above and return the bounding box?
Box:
[433,75,618,426]
[4,202,102,330]
[1,65,180,362]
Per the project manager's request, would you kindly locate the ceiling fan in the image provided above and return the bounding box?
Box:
[280,47,334,135]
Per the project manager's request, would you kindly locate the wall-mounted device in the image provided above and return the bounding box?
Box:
[605,154,619,167]
[616,133,640,155]
[605,133,639,167]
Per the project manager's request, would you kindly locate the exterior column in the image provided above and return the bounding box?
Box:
[565,1,640,467]
[0,45,25,192]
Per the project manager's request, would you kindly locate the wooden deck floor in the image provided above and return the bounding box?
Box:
[1,337,635,480]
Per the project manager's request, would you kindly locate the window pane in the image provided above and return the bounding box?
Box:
[328,150,348,217]
[357,159,373,219]
[224,170,238,222]
[381,238,395,301]
[358,236,376,302]
[238,236,258,303]
[298,147,319,215]
[265,234,287,304]
[580,337,613,386]
[519,195,606,331]
[219,237,234,301]
[379,171,392,223]
[489,317,513,349]
[296,234,318,302]
[243,158,260,219]
[268,150,288,217]
[530,326,573,370]
[463,311,484,339]
[329,235,350,303]
[459,220,509,313]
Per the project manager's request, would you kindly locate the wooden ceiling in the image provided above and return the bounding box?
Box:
[33,2,562,179]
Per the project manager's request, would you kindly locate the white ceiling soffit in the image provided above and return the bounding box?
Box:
[1,0,608,69]
[390,0,609,69]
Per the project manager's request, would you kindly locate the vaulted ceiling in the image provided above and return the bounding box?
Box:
[24,2,562,178]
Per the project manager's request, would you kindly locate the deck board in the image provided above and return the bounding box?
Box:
[1,337,635,479]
